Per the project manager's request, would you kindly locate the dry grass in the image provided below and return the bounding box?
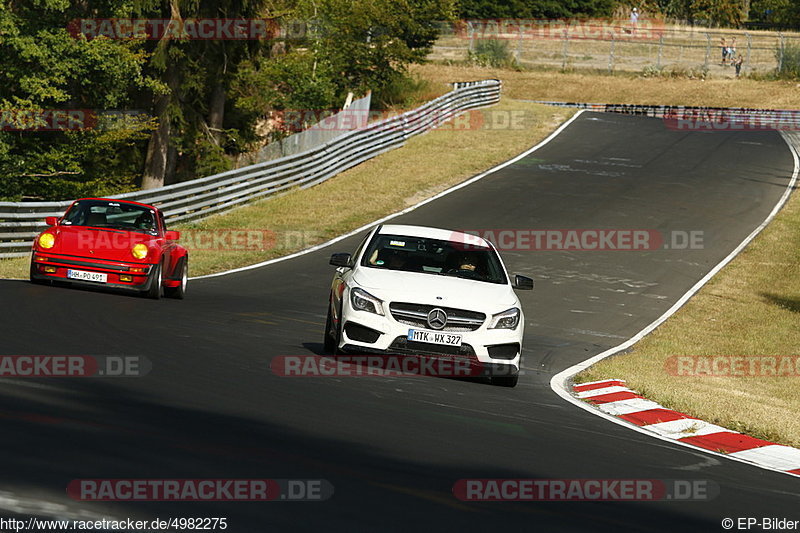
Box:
[578,183,800,447]
[0,256,26,280]
[4,63,800,448]
[0,98,573,279]
[431,20,800,77]
[184,98,572,276]
[405,66,800,448]
[411,63,800,108]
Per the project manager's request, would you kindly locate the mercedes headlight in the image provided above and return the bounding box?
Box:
[350,287,384,316]
[489,307,520,329]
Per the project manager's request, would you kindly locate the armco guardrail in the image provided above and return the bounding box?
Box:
[0,79,501,258]
[532,100,800,128]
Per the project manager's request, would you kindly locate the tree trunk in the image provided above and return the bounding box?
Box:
[140,0,182,190]
[141,89,171,190]
[208,83,226,146]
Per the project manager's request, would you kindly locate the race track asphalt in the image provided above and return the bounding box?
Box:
[1,112,797,532]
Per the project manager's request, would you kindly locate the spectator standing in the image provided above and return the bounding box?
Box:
[720,37,727,64]
[630,7,638,34]
[734,54,743,77]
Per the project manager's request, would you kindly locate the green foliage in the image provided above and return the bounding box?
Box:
[750,0,800,26]
[0,1,157,201]
[469,39,516,68]
[641,63,708,78]
[233,51,338,114]
[371,72,433,109]
[292,0,455,98]
[690,0,746,26]
[2,0,457,200]
[457,0,616,19]
[776,42,800,79]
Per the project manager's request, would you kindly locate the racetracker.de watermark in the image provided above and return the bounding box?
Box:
[453,478,718,501]
[268,109,534,133]
[63,229,320,252]
[68,18,280,40]
[451,229,704,251]
[663,111,800,132]
[0,355,149,378]
[666,355,800,377]
[0,109,148,132]
[67,479,333,501]
[451,18,665,41]
[1,109,96,131]
[271,355,489,378]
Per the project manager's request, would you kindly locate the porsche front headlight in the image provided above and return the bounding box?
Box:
[38,233,55,249]
[131,243,148,260]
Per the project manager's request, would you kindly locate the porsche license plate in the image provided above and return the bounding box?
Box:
[407,329,462,346]
[67,269,107,283]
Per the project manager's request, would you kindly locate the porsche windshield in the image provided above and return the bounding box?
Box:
[361,234,507,284]
[62,200,158,235]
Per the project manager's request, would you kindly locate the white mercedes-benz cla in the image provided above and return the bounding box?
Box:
[324,224,533,387]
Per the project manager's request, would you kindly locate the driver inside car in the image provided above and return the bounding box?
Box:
[448,251,477,272]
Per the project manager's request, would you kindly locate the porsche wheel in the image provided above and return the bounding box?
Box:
[144,262,162,299]
[29,263,48,285]
[165,258,187,300]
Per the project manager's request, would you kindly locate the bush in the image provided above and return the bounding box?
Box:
[640,64,708,80]
[776,42,800,80]
[372,72,435,110]
[469,39,516,68]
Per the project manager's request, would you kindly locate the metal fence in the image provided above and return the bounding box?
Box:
[239,92,373,165]
[431,21,800,78]
[0,79,501,258]
[532,100,800,128]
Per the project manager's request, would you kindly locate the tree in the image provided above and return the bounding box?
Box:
[457,0,615,19]
[230,0,455,144]
[135,0,288,189]
[691,0,747,26]
[296,0,456,98]
[0,0,157,200]
[750,0,800,26]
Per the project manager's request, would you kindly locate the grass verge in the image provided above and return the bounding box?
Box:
[577,176,800,448]
[411,63,800,109]
[413,65,800,449]
[0,97,573,279]
[5,64,800,450]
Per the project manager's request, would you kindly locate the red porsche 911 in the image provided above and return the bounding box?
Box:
[29,198,188,299]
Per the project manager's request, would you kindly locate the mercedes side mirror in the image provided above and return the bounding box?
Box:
[330,253,352,268]
[514,274,534,290]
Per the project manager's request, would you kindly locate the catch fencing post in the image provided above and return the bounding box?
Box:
[467,21,475,56]
[608,35,616,73]
[745,32,752,73]
[704,32,710,70]
[561,30,570,69]
[656,34,664,69]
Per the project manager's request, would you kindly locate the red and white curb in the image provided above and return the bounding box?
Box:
[574,379,800,477]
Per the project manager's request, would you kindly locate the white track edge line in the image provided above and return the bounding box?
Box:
[191,110,586,280]
[549,131,800,479]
